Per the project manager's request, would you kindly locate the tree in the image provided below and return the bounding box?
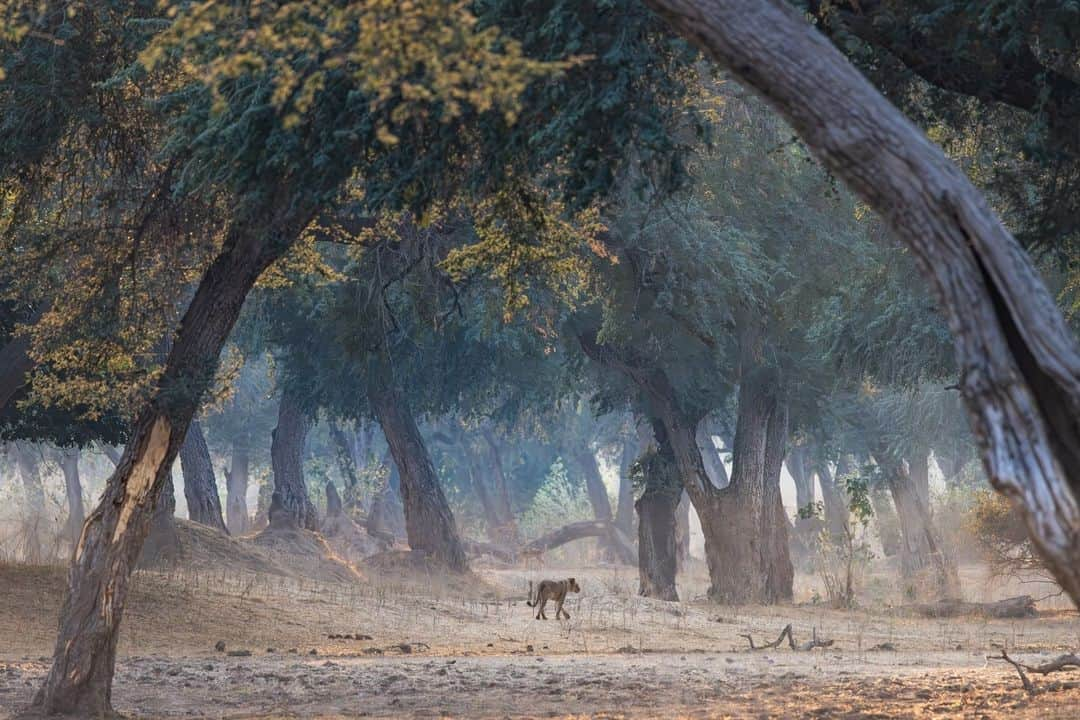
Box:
[178,420,227,533]
[644,0,1080,607]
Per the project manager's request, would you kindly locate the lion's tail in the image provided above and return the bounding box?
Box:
[526,580,537,607]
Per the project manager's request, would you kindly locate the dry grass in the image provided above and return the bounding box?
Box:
[0,533,1078,718]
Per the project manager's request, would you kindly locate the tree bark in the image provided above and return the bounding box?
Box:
[270,387,317,531]
[139,471,180,567]
[178,420,227,533]
[34,203,314,716]
[644,0,1080,606]
[635,424,680,601]
[817,457,848,539]
[224,444,250,535]
[761,402,793,603]
[57,448,84,549]
[575,446,614,523]
[615,433,640,536]
[367,373,467,571]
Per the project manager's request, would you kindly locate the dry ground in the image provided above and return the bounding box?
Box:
[0,525,1078,718]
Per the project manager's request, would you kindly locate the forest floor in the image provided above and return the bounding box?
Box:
[0,522,1078,718]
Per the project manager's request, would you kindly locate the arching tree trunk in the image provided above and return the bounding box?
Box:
[179,420,227,533]
[57,448,84,548]
[575,446,614,523]
[224,444,250,535]
[270,388,317,531]
[636,420,680,601]
[33,205,314,716]
[367,374,467,571]
[643,0,1080,606]
[761,403,793,603]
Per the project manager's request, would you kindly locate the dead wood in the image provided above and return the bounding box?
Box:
[989,649,1080,695]
[462,538,516,563]
[522,520,636,564]
[740,624,833,651]
[904,595,1036,619]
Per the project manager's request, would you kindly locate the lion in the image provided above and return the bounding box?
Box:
[526,578,581,620]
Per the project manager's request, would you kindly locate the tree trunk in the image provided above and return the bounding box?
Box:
[761,403,793,603]
[57,448,84,549]
[139,471,180,567]
[674,490,690,568]
[270,387,317,531]
[696,420,729,488]
[575,447,614,523]
[481,428,519,545]
[869,483,902,558]
[614,434,639,537]
[817,457,848,539]
[34,204,313,716]
[874,448,959,599]
[328,419,362,506]
[909,449,931,509]
[367,373,467,571]
[368,452,406,541]
[178,420,227,533]
[635,423,680,601]
[788,445,815,514]
[15,443,45,512]
[644,0,1080,606]
[224,444,250,535]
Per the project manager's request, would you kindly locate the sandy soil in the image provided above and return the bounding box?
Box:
[1,528,1078,718]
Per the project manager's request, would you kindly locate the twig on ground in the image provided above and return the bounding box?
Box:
[989,649,1080,695]
[740,624,834,651]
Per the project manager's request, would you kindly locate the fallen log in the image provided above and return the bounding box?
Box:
[522,520,636,565]
[462,538,516,563]
[902,595,1036,619]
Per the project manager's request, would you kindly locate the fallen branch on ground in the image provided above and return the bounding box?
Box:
[904,595,1036,619]
[988,649,1080,695]
[740,624,834,651]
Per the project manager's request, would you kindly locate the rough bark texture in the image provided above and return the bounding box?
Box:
[644,0,1080,606]
[224,445,250,535]
[761,403,794,603]
[57,448,84,548]
[34,204,313,716]
[368,374,467,571]
[270,388,317,532]
[636,421,680,601]
[178,420,227,533]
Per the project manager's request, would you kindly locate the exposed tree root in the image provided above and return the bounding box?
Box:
[989,649,1080,695]
[740,624,834,651]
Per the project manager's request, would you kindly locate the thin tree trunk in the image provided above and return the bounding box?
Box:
[34,204,314,716]
[57,448,84,549]
[762,403,793,603]
[575,447,614,523]
[178,420,227,533]
[481,427,519,545]
[270,387,317,531]
[870,483,902,558]
[367,373,467,571]
[224,444,250,535]
[817,457,848,539]
[328,419,362,505]
[368,450,406,541]
[636,420,680,601]
[909,449,931,509]
[615,434,639,537]
[674,490,690,568]
[644,0,1080,606]
[697,420,729,488]
[15,443,45,513]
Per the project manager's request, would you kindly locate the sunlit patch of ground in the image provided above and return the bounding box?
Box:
[0,549,1077,718]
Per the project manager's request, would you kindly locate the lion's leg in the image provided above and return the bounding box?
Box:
[537,596,548,619]
[557,599,570,619]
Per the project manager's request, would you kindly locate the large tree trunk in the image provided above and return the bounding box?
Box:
[367,374,467,571]
[57,448,84,549]
[635,422,680,601]
[178,420,227,533]
[34,205,313,716]
[270,387,317,531]
[644,0,1080,606]
[224,444,250,535]
[761,403,793,603]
